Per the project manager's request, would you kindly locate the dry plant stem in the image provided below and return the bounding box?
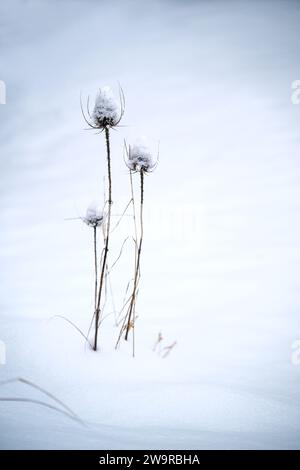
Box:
[130,170,138,259]
[0,398,83,424]
[130,169,138,355]
[125,170,144,341]
[115,171,138,349]
[0,377,83,424]
[94,126,112,351]
[93,226,98,312]
[51,315,91,345]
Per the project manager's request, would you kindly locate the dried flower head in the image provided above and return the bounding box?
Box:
[81,86,125,131]
[125,138,157,173]
[83,202,103,228]
[93,87,119,128]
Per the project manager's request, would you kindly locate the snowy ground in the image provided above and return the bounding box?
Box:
[1,0,300,449]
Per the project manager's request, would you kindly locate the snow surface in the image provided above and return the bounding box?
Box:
[1,0,300,450]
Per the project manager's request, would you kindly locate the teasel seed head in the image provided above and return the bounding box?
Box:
[125,137,158,173]
[81,85,125,131]
[83,202,104,228]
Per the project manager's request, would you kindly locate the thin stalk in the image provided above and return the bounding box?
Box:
[115,169,139,350]
[125,170,144,342]
[0,377,81,421]
[0,398,83,425]
[93,226,97,312]
[130,170,138,259]
[130,169,138,356]
[94,126,112,351]
[115,292,134,349]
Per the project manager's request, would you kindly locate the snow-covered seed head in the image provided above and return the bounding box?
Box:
[126,138,156,173]
[92,86,121,129]
[83,202,103,228]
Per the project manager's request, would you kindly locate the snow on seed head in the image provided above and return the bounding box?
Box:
[127,137,155,173]
[83,202,103,228]
[92,87,120,129]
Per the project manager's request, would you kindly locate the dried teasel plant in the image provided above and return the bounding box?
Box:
[153,331,163,353]
[161,341,177,359]
[83,202,104,316]
[152,332,177,358]
[81,86,125,351]
[116,138,158,354]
